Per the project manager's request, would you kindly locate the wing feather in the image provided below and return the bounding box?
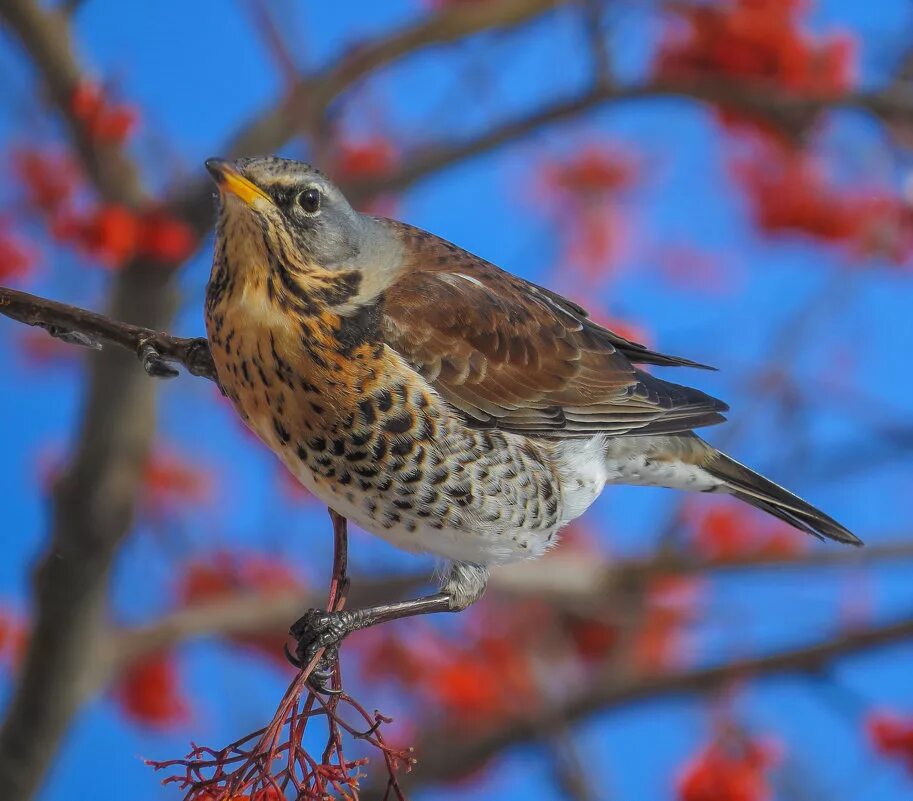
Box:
[381,221,727,438]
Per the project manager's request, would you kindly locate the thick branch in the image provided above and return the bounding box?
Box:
[97,541,913,685]
[0,5,177,800]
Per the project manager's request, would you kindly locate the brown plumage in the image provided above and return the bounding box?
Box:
[203,155,861,682]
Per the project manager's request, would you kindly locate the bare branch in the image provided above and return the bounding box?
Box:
[0,0,147,204]
[0,286,216,381]
[402,613,913,787]
[168,0,577,231]
[0,4,180,798]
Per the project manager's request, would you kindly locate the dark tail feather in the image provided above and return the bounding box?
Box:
[704,449,863,547]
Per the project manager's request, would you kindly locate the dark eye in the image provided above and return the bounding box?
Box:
[297,187,321,214]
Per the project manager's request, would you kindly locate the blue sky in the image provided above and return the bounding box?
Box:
[2,1,913,799]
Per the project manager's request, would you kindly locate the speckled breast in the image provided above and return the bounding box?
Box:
[206,299,565,565]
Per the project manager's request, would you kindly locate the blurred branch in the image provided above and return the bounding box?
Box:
[0,4,176,801]
[0,0,146,204]
[103,574,428,685]
[89,540,913,684]
[343,78,913,204]
[170,0,575,231]
[404,613,913,787]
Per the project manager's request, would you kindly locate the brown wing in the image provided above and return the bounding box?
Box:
[381,221,728,437]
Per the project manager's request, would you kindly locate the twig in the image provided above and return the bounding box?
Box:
[149,510,414,799]
[0,286,216,381]
[397,613,913,789]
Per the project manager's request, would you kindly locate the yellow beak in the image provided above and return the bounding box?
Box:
[205,158,271,206]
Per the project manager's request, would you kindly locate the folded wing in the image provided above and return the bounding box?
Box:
[381,221,728,438]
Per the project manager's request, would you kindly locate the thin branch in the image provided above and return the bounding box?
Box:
[0,0,146,204]
[0,286,216,381]
[342,78,913,204]
[402,614,913,788]
[169,0,575,232]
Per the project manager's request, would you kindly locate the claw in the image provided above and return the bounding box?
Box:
[289,609,355,693]
[139,341,180,378]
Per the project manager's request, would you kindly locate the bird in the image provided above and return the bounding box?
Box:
[203,155,861,685]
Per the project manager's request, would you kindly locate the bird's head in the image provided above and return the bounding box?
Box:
[205,156,400,311]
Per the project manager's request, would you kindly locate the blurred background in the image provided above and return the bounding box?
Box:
[1,0,913,798]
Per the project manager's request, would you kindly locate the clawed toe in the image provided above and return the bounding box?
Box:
[288,609,354,692]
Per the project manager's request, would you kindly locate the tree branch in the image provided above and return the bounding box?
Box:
[0,4,178,799]
[402,613,913,787]
[0,0,146,204]
[169,0,575,232]
[0,286,216,381]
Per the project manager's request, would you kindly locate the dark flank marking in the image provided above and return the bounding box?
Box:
[375,389,393,412]
[337,471,352,486]
[400,468,422,484]
[358,399,377,426]
[350,430,371,447]
[300,379,318,393]
[384,412,414,434]
[366,499,377,514]
[335,298,382,355]
[372,437,388,461]
[296,444,308,461]
[358,480,372,491]
[309,401,324,415]
[302,339,329,369]
[255,361,271,387]
[331,438,346,456]
[393,499,413,510]
[391,439,413,458]
[346,450,369,462]
[429,467,448,485]
[273,417,290,444]
[240,360,251,385]
[307,436,327,452]
[314,454,332,468]
[315,270,362,306]
[416,415,435,441]
[376,477,392,492]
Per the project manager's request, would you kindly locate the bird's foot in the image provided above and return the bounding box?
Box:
[138,340,180,379]
[286,609,359,693]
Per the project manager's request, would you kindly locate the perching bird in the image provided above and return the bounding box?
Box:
[204,155,861,683]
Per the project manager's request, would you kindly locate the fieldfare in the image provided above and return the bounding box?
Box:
[204,156,860,686]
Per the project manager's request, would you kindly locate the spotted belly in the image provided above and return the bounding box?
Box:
[251,382,567,566]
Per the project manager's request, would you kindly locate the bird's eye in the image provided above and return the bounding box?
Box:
[297,187,321,214]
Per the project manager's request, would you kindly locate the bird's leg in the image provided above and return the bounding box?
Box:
[288,561,488,692]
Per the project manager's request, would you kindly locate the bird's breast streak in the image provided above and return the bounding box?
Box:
[207,295,570,564]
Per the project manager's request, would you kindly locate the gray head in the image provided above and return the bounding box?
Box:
[205,155,372,269]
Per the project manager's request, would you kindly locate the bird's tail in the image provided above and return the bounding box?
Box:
[702,443,862,546]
